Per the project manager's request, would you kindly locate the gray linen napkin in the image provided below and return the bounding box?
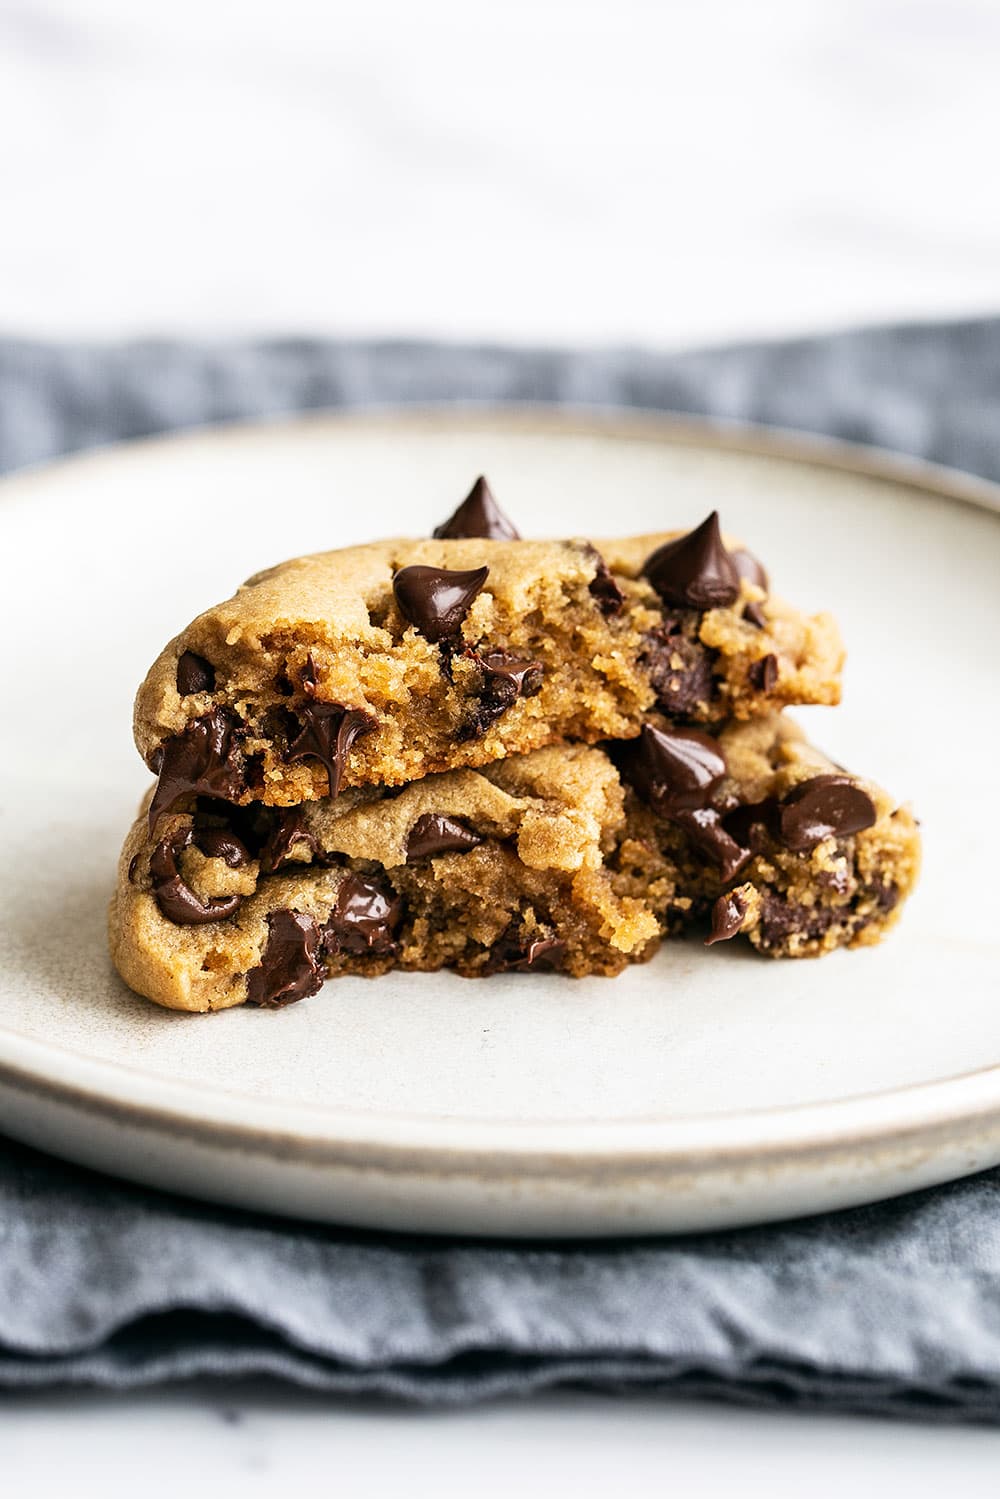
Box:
[2,322,1000,1418]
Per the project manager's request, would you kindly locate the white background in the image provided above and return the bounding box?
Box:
[3,0,999,1488]
[1,0,999,346]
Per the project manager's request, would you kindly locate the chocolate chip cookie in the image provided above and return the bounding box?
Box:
[110,715,918,1011]
[109,745,663,1011]
[133,497,843,822]
[617,714,921,959]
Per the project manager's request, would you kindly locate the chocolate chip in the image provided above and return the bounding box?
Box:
[742,601,767,629]
[671,808,752,882]
[147,708,247,830]
[643,512,740,610]
[149,825,248,926]
[748,653,778,692]
[730,548,769,593]
[705,890,748,946]
[778,775,877,852]
[722,797,779,851]
[487,928,567,973]
[323,873,401,956]
[406,813,483,860]
[246,909,325,1007]
[432,476,521,540]
[758,893,841,949]
[457,647,545,740]
[286,704,376,799]
[176,651,215,695]
[258,807,319,873]
[393,564,490,643]
[630,722,728,816]
[640,619,717,717]
[627,723,752,879]
[193,827,250,868]
[587,551,625,617]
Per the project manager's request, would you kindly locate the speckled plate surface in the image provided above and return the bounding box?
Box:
[1,409,998,1236]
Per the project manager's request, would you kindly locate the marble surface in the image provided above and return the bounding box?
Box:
[3,0,999,1479]
[0,0,998,346]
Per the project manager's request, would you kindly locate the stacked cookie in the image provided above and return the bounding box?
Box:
[110,479,920,1011]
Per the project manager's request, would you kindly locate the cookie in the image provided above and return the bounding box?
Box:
[133,499,843,823]
[109,745,663,1012]
[109,719,918,1012]
[619,714,921,959]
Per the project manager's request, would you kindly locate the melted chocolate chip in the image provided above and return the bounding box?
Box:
[432,476,521,540]
[671,809,752,882]
[246,909,325,1007]
[777,774,877,852]
[147,709,247,830]
[286,704,376,799]
[748,653,778,692]
[258,807,319,874]
[722,797,779,852]
[457,647,545,740]
[758,893,841,949]
[641,619,717,717]
[730,548,769,593]
[393,564,490,643]
[626,723,752,878]
[149,825,248,926]
[176,651,215,695]
[487,928,567,973]
[705,890,748,946]
[587,551,625,617]
[406,813,483,860]
[742,601,767,629]
[631,722,728,816]
[323,873,401,956]
[643,512,740,610]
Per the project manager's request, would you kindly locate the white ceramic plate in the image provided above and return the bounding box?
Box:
[1,409,998,1237]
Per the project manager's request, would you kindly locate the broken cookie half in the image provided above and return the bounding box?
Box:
[109,718,919,1012]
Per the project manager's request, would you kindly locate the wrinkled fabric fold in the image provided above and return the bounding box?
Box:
[2,323,999,1418]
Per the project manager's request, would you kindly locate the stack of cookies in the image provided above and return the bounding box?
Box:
[110,478,920,1011]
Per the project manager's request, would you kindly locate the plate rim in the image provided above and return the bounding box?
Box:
[3,402,999,1180]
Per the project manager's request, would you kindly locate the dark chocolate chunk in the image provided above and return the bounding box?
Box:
[777,774,877,852]
[487,928,567,973]
[671,808,752,882]
[742,601,767,629]
[323,873,401,956]
[149,825,248,926]
[723,797,779,852]
[748,653,778,692]
[286,703,376,799]
[758,893,841,949]
[258,807,319,873]
[457,647,545,740]
[393,564,490,644]
[406,813,483,860]
[587,551,625,617]
[193,827,250,868]
[643,512,740,610]
[432,476,520,541]
[705,890,748,946]
[176,651,215,695]
[626,723,751,878]
[641,620,717,717]
[631,722,728,816]
[246,909,325,1007]
[147,708,247,830]
[730,548,769,593]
